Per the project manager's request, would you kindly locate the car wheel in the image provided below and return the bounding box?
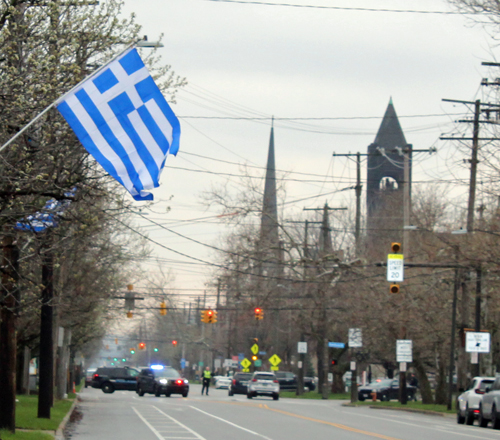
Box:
[247,393,252,399]
[478,407,489,428]
[492,406,500,430]
[359,395,365,402]
[154,387,161,397]
[102,383,114,394]
[137,386,145,397]
[457,411,465,424]
[465,406,474,426]
[182,391,188,398]
[165,392,171,397]
[380,394,388,402]
[273,393,279,401]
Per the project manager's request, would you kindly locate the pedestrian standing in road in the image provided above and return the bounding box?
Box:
[201,366,212,395]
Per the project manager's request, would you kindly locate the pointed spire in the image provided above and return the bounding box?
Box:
[374,98,407,149]
[260,126,279,245]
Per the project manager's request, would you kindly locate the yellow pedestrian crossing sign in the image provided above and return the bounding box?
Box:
[240,358,251,369]
[269,354,281,366]
[251,344,259,355]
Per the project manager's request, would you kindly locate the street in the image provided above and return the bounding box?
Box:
[67,385,500,440]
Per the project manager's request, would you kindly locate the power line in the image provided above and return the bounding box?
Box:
[202,0,466,14]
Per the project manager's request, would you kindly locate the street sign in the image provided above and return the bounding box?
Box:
[328,342,345,349]
[214,359,221,369]
[238,353,244,360]
[348,328,362,348]
[297,342,308,353]
[465,332,490,353]
[270,366,279,371]
[268,354,282,366]
[240,358,251,369]
[198,361,204,367]
[396,340,413,362]
[254,360,262,367]
[251,344,259,355]
[387,254,404,282]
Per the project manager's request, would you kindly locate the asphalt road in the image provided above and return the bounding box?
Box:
[68,385,500,440]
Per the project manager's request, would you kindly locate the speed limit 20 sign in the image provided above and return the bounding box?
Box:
[387,254,404,282]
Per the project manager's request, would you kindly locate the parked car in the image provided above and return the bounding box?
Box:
[91,366,139,393]
[304,376,316,391]
[357,379,417,402]
[229,372,252,396]
[215,376,232,389]
[275,371,297,390]
[136,366,189,397]
[247,371,280,400]
[457,376,495,425]
[478,376,500,428]
[84,368,97,388]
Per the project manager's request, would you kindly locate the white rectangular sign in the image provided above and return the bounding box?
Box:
[348,328,363,347]
[297,342,308,354]
[387,254,404,282]
[396,339,412,362]
[465,332,490,353]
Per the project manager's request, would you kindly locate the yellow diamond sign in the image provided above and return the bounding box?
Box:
[251,344,259,355]
[268,354,281,366]
[240,358,251,369]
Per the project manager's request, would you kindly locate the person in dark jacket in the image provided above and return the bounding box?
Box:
[201,367,212,395]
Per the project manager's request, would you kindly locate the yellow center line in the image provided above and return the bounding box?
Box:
[264,407,402,440]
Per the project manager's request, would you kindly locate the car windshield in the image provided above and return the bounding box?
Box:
[156,369,180,379]
[369,379,393,388]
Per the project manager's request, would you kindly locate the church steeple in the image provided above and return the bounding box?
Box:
[260,126,279,245]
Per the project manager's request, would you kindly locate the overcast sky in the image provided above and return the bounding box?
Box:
[119,0,496,306]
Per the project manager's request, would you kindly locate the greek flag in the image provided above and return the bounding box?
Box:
[56,48,180,201]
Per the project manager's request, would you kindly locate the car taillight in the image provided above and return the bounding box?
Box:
[93,373,99,379]
[273,380,279,383]
[232,379,236,385]
[252,378,257,382]
[474,409,480,413]
[475,389,485,394]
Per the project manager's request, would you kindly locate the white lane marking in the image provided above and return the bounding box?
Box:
[189,405,274,440]
[132,406,168,440]
[153,406,206,440]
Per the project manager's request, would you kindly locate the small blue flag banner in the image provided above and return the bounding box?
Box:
[56,48,180,201]
[16,188,76,232]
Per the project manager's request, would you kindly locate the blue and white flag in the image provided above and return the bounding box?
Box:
[56,48,180,201]
[15,188,77,233]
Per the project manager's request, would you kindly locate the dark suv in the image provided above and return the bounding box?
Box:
[91,367,139,393]
[136,366,189,397]
[228,372,252,396]
[275,371,316,391]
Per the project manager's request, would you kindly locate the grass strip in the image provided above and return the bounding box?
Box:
[0,429,54,440]
[15,395,74,431]
[354,400,455,414]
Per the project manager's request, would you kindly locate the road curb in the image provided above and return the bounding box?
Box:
[342,402,454,417]
[55,394,79,440]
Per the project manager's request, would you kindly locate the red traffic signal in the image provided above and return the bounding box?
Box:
[251,355,258,361]
[172,340,178,346]
[331,359,337,366]
[138,342,146,350]
[254,307,264,320]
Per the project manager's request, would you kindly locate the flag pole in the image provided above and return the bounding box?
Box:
[0,39,141,154]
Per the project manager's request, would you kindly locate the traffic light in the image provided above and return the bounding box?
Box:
[125,284,135,311]
[251,355,258,361]
[253,338,259,344]
[391,242,401,253]
[254,307,264,320]
[115,338,118,345]
[160,301,167,316]
[113,357,118,361]
[331,359,337,366]
[130,348,136,354]
[172,340,178,347]
[200,310,207,323]
[138,342,146,350]
[122,358,127,362]
[153,347,159,352]
[390,284,400,294]
[127,311,133,318]
[205,309,218,323]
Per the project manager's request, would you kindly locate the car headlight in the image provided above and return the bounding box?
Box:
[159,379,168,384]
[184,379,189,384]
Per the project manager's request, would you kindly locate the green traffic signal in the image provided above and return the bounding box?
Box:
[113,357,118,361]
[153,347,159,352]
[122,358,126,362]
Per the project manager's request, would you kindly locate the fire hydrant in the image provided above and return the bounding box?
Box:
[371,391,377,401]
